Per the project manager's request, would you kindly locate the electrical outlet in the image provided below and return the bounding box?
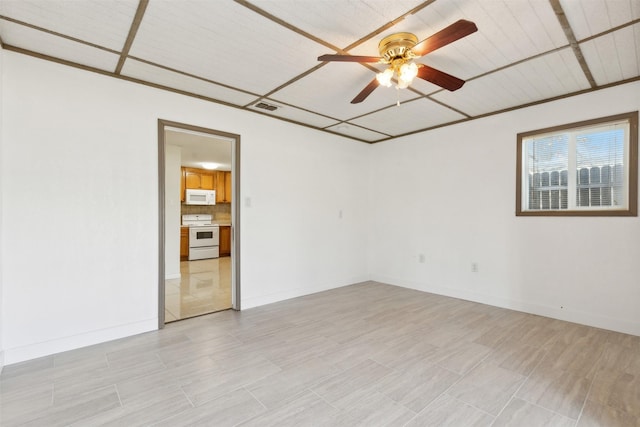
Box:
[471,262,479,272]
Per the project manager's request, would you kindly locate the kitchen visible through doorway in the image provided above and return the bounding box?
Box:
[158,120,240,326]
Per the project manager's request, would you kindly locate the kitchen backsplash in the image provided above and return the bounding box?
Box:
[181,203,231,222]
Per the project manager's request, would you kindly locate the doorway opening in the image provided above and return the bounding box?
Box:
[158,119,241,328]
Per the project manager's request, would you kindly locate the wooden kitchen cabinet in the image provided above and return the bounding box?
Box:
[180,169,186,202]
[224,171,232,202]
[219,225,231,257]
[215,171,232,203]
[183,167,216,190]
[180,227,189,261]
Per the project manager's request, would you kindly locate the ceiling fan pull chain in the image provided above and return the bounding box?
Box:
[396,87,401,107]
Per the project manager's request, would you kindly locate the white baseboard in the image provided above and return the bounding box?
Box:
[371,275,640,337]
[3,318,158,366]
[0,350,4,374]
[165,273,181,280]
[242,275,369,310]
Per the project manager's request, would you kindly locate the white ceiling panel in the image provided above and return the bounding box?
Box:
[351,98,467,136]
[580,24,640,85]
[502,0,570,51]
[247,99,340,129]
[0,0,636,143]
[451,0,566,61]
[432,48,591,117]
[0,20,119,71]
[560,0,640,40]
[269,62,417,120]
[129,0,328,95]
[121,59,260,107]
[350,0,567,88]
[249,0,425,50]
[0,0,137,50]
[325,123,390,143]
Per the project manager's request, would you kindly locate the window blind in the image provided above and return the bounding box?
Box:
[523,119,630,212]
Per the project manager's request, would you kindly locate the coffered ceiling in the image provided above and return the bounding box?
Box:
[0,0,638,143]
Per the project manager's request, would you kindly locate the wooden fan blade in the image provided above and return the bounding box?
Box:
[318,54,382,63]
[412,19,477,57]
[351,78,380,104]
[416,64,465,91]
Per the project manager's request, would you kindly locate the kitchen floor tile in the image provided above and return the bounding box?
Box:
[164,257,232,322]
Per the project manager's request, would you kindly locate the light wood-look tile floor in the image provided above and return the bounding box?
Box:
[1,281,638,426]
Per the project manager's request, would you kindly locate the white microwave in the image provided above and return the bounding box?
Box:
[185,189,216,205]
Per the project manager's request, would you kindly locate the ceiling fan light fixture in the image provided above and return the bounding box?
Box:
[397,62,418,89]
[399,62,418,82]
[376,68,394,87]
[377,61,418,90]
[396,78,410,89]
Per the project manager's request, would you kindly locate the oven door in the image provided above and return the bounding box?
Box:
[189,226,219,248]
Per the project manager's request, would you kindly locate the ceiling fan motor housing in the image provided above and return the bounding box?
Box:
[378,32,418,62]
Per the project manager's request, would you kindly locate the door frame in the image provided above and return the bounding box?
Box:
[157,119,241,328]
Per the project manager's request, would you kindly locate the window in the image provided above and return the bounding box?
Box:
[516,111,638,216]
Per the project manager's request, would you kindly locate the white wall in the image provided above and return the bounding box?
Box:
[0,46,5,372]
[369,81,640,336]
[1,52,370,364]
[164,144,181,280]
[3,49,637,366]
[240,118,371,309]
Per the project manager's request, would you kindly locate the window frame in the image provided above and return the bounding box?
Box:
[516,111,638,217]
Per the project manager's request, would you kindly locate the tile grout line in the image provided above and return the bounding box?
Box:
[516,381,584,423]
[573,351,602,426]
[243,385,268,410]
[113,383,124,408]
[523,400,580,426]
[308,387,344,414]
[155,352,168,369]
[231,386,271,427]
[450,394,497,418]
[514,331,610,425]
[179,385,196,408]
[488,348,548,426]
[401,346,496,426]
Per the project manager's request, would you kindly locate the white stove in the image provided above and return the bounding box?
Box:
[182,214,219,260]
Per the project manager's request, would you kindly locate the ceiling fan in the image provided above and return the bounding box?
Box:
[318,19,478,104]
